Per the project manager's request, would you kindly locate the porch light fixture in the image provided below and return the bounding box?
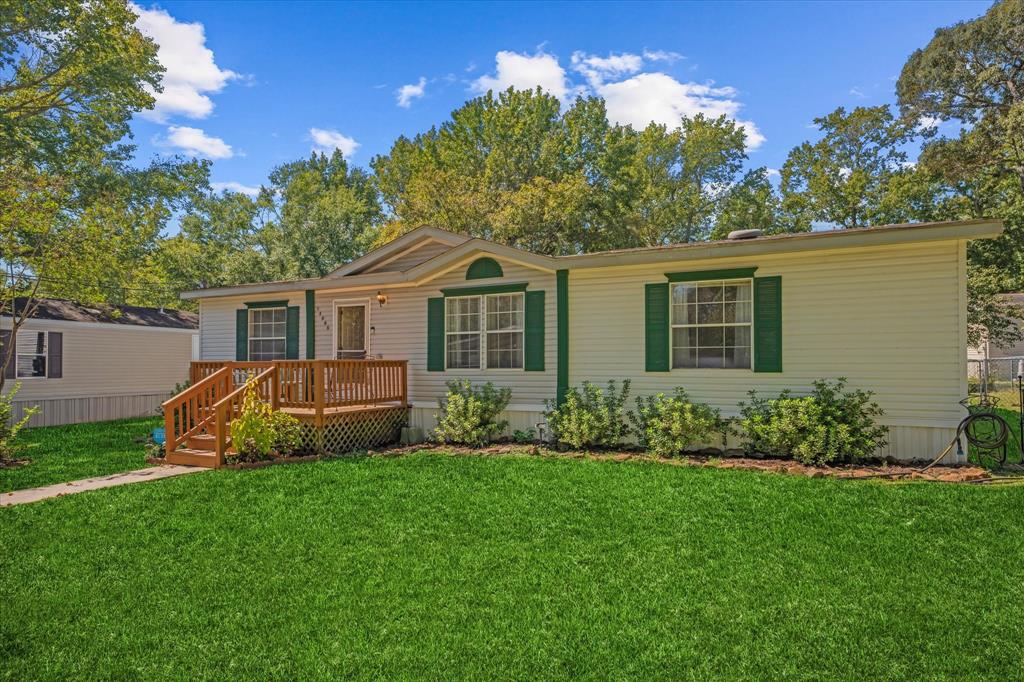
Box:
[376,291,388,307]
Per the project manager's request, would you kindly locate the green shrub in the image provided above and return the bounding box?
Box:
[512,428,535,444]
[228,377,304,462]
[630,388,726,457]
[434,380,512,446]
[545,380,631,449]
[270,410,303,455]
[0,383,37,462]
[738,378,888,465]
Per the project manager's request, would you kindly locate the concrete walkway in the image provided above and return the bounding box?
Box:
[1,465,204,507]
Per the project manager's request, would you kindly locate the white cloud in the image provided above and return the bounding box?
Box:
[469,48,763,148]
[160,125,233,158]
[309,127,360,157]
[766,168,781,178]
[643,49,684,64]
[916,115,940,132]
[849,86,867,99]
[471,50,577,101]
[211,181,260,196]
[132,3,238,122]
[396,77,427,108]
[571,51,643,87]
[598,72,765,148]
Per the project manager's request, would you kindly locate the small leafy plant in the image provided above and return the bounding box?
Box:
[544,380,631,449]
[434,380,512,446]
[228,377,303,462]
[738,378,888,465]
[630,388,726,458]
[512,428,535,444]
[0,383,38,464]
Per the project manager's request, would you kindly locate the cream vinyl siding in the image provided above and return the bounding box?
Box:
[568,239,967,458]
[1,318,195,426]
[311,258,556,408]
[198,292,306,360]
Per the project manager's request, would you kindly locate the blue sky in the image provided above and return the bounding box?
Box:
[129,0,991,197]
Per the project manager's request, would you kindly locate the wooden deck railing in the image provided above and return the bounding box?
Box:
[165,359,409,464]
[161,366,232,455]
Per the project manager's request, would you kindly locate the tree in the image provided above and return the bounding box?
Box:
[967,265,1024,349]
[896,0,1024,192]
[897,0,1024,284]
[263,151,381,278]
[373,88,759,254]
[0,0,163,388]
[711,168,790,239]
[780,106,915,230]
[0,0,160,166]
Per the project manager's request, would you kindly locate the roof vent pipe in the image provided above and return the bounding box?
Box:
[727,229,763,240]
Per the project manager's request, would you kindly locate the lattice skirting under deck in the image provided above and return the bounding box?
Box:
[297,406,408,455]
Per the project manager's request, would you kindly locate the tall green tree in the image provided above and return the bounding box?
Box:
[897,0,1024,283]
[0,0,165,387]
[780,106,915,230]
[264,151,381,278]
[373,88,761,254]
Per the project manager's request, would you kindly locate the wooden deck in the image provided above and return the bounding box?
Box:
[163,360,409,468]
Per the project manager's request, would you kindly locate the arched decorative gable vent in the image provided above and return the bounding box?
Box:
[466,257,503,280]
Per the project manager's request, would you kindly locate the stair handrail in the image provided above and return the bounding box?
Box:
[162,366,231,455]
[211,366,278,466]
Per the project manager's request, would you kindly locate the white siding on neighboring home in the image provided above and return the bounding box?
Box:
[198,292,306,360]
[1,318,195,426]
[312,257,558,410]
[568,239,967,460]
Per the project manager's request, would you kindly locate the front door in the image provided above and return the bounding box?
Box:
[336,302,368,359]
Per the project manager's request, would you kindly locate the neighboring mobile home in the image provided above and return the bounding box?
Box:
[1,298,197,426]
[181,218,1002,461]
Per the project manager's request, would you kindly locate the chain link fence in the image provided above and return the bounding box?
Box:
[968,356,1024,396]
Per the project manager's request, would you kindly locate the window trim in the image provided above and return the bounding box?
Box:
[444,291,526,371]
[669,277,754,371]
[14,328,48,379]
[332,298,370,359]
[247,306,288,361]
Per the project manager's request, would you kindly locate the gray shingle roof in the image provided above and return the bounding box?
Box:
[5,297,198,330]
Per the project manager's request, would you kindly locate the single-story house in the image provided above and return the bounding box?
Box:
[179,218,1002,461]
[1,298,198,426]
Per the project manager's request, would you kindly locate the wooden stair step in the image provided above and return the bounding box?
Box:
[167,448,219,468]
[187,433,216,451]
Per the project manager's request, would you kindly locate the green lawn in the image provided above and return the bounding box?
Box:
[2,452,1023,680]
[0,417,159,492]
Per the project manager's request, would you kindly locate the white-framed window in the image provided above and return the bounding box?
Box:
[671,279,752,369]
[445,293,524,370]
[248,307,287,361]
[16,329,47,378]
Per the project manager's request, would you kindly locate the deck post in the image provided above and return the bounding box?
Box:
[271,369,280,410]
[313,360,325,429]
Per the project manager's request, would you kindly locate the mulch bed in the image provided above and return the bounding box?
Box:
[146,443,1018,483]
[369,443,1001,483]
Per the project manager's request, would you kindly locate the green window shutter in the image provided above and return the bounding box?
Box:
[427,297,445,371]
[235,309,249,361]
[754,276,782,373]
[645,283,670,372]
[305,290,316,359]
[556,269,569,405]
[286,306,300,359]
[524,290,545,371]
